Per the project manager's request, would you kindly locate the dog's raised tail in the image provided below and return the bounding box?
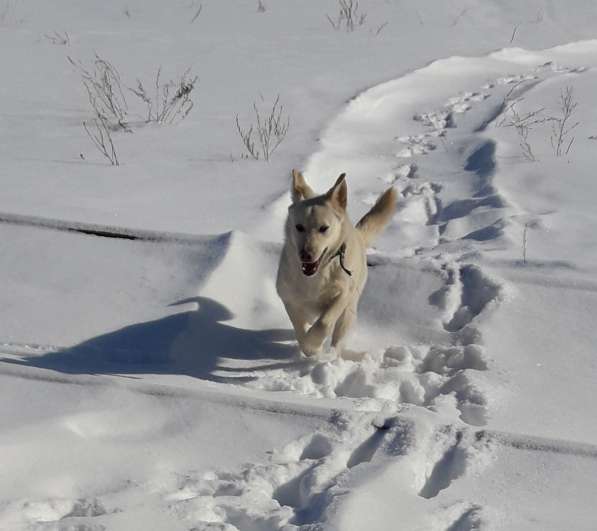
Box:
[356,187,397,247]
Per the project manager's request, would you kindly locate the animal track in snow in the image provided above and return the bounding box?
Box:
[409,63,574,148]
[419,430,468,499]
[445,91,490,114]
[379,163,417,188]
[440,264,503,333]
[445,505,484,531]
[439,194,505,224]
[399,181,442,225]
[412,90,490,138]
[496,73,538,85]
[395,163,418,179]
[413,109,453,131]
[164,414,492,530]
[238,334,489,426]
[181,56,590,531]
[248,71,513,431]
[395,133,439,158]
[417,425,493,503]
[1,497,110,530]
[165,413,411,530]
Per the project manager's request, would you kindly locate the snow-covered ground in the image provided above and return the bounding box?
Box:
[2,1,597,529]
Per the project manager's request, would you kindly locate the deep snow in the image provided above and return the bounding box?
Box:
[2,1,597,530]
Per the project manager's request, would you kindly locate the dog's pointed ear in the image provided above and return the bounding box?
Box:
[291,169,315,203]
[325,173,347,211]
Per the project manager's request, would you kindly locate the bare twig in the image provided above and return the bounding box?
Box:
[235,116,258,160]
[129,67,198,124]
[509,9,543,45]
[83,117,119,166]
[44,30,70,45]
[499,85,580,160]
[68,54,129,129]
[503,80,524,101]
[450,8,468,27]
[502,103,546,162]
[522,223,529,264]
[190,3,203,22]
[550,86,580,157]
[507,106,546,128]
[495,80,535,127]
[373,21,388,36]
[235,95,290,161]
[327,0,367,32]
[518,123,536,162]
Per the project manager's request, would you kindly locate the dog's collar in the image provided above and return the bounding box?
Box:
[329,242,352,276]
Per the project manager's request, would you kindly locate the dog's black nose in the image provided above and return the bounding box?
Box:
[300,250,313,262]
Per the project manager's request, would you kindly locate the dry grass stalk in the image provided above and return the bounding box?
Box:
[129,67,198,124]
[235,95,290,161]
[550,86,580,157]
[83,117,119,166]
[190,3,203,23]
[68,54,129,129]
[327,0,367,32]
[504,104,546,162]
[45,30,70,45]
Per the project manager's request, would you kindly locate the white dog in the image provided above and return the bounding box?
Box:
[276,170,397,356]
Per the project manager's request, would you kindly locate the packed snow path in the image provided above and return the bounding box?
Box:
[3,40,597,530]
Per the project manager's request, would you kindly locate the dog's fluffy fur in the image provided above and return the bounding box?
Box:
[276,169,397,356]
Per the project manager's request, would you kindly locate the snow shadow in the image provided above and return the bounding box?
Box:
[4,296,298,382]
[465,139,496,198]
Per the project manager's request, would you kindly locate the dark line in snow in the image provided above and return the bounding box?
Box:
[73,227,139,240]
[477,429,597,459]
[0,210,210,244]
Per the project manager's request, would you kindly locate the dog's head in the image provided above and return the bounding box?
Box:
[286,169,347,277]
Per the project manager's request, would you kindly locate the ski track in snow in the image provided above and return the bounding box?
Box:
[2,47,594,530]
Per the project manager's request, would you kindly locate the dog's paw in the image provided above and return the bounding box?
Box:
[300,341,322,357]
[299,335,324,357]
[299,320,331,356]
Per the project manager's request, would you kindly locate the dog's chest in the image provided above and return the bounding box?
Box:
[277,248,359,315]
[295,267,347,310]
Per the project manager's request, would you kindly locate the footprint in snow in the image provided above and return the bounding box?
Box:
[395,134,437,158]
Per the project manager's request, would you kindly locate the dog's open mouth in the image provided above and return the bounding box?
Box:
[301,248,327,277]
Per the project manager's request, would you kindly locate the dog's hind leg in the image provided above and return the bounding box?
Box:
[331,303,357,352]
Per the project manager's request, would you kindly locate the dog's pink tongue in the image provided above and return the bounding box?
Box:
[301,262,318,276]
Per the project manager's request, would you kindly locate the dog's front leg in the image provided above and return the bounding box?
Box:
[283,301,310,345]
[331,302,357,352]
[301,295,349,356]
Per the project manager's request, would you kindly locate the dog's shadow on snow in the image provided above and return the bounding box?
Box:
[6,296,304,383]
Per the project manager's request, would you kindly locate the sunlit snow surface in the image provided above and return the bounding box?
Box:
[2,2,597,530]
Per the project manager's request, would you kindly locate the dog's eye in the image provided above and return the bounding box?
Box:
[295,224,305,232]
[319,225,329,234]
